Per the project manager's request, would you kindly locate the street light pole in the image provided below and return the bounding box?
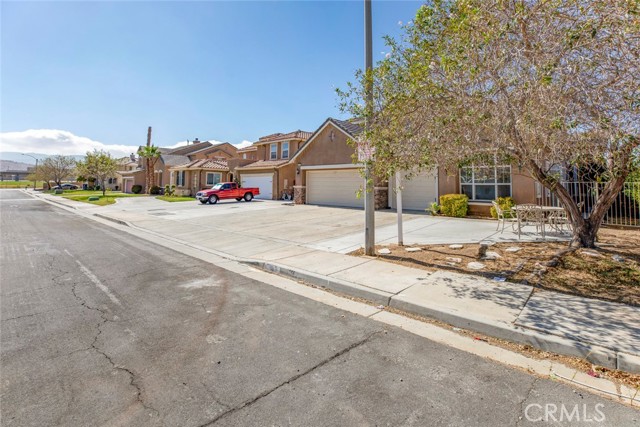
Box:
[21,154,38,190]
[364,0,375,256]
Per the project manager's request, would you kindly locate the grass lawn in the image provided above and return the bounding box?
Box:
[156,195,195,202]
[0,180,45,189]
[351,228,640,306]
[53,190,145,206]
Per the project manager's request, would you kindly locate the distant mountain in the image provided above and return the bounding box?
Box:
[0,152,85,164]
[0,160,32,172]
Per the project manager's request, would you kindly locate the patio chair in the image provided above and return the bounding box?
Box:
[492,201,517,233]
[514,204,545,239]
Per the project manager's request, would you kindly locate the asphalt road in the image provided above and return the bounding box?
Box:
[1,189,638,426]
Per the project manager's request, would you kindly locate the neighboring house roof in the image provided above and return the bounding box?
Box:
[254,130,312,145]
[189,142,238,158]
[118,169,145,176]
[330,118,363,137]
[236,159,290,170]
[171,158,229,171]
[237,146,257,152]
[289,117,362,163]
[168,142,213,156]
[161,154,191,166]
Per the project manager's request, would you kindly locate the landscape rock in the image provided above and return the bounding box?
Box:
[467,262,485,270]
[505,247,522,253]
[445,257,462,263]
[406,247,422,252]
[582,250,602,258]
[612,254,625,262]
[449,244,463,249]
[483,251,502,260]
[378,248,391,255]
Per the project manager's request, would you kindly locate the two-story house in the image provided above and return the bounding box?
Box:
[236,130,312,200]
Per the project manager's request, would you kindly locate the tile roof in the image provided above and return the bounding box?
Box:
[255,130,312,144]
[172,158,229,170]
[236,159,290,170]
[237,146,257,152]
[161,154,191,166]
[167,141,214,156]
[329,118,363,137]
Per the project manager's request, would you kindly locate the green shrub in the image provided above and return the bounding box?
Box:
[428,202,440,215]
[490,196,515,218]
[150,185,162,195]
[131,185,142,194]
[439,194,468,217]
[164,184,175,197]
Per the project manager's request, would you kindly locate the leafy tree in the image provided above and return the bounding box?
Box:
[339,0,639,248]
[77,150,117,197]
[137,145,162,194]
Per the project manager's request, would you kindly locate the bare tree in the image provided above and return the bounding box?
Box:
[39,155,76,188]
[339,0,639,248]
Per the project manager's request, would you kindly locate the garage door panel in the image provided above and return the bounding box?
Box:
[307,169,364,208]
[241,173,273,199]
[389,170,438,211]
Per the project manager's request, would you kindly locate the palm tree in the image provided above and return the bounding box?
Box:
[137,145,161,194]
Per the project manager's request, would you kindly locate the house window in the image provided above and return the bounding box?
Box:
[176,171,186,187]
[206,172,222,186]
[270,143,277,160]
[242,153,247,159]
[282,142,289,159]
[460,165,511,201]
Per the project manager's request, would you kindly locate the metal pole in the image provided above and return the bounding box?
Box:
[396,171,403,245]
[22,154,38,190]
[364,0,375,256]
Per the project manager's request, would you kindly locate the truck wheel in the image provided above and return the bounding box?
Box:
[244,193,253,202]
[208,195,218,204]
[200,200,208,204]
[235,197,242,201]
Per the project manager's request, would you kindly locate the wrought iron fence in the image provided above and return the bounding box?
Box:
[537,181,640,227]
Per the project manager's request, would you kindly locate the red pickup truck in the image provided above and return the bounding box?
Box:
[195,182,260,204]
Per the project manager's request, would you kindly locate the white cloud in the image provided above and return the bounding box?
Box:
[233,140,253,149]
[0,129,139,158]
[0,129,254,158]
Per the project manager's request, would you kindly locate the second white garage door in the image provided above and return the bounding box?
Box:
[241,173,273,199]
[389,170,438,211]
[307,169,364,208]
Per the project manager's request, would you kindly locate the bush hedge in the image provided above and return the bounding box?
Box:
[439,194,469,217]
[490,196,515,218]
[150,185,162,195]
[131,185,142,194]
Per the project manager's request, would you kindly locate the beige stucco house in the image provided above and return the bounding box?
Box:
[236,130,312,200]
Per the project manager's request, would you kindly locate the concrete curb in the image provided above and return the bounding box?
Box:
[244,261,393,307]
[247,259,639,374]
[93,213,132,227]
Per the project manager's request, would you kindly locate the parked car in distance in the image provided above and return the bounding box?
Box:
[196,182,260,204]
[52,183,79,190]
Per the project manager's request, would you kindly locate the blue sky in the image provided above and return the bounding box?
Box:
[1,0,422,157]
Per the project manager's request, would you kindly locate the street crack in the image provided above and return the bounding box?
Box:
[70,282,161,421]
[199,330,383,426]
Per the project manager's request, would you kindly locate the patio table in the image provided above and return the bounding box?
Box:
[513,204,566,239]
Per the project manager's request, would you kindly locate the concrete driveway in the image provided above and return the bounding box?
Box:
[96,196,566,254]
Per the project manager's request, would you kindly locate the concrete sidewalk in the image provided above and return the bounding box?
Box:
[35,191,640,373]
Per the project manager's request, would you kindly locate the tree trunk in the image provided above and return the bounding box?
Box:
[145,159,151,194]
[526,160,627,249]
[102,179,106,197]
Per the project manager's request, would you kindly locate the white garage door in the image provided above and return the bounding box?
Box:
[307,169,364,208]
[389,170,438,211]
[241,173,273,199]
